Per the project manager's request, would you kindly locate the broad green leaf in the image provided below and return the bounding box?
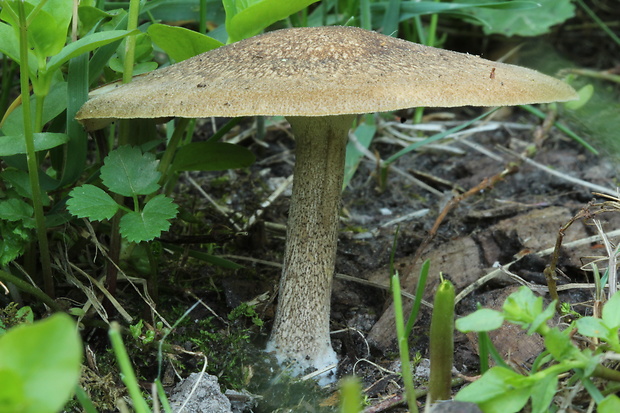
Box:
[527,300,555,335]
[576,317,612,340]
[77,5,116,36]
[0,22,20,63]
[599,395,620,413]
[0,169,57,203]
[0,133,70,156]
[544,328,578,362]
[455,367,531,413]
[47,29,137,75]
[0,313,82,413]
[119,194,178,242]
[0,198,34,222]
[530,373,558,413]
[602,291,620,329]
[26,7,66,63]
[1,81,68,136]
[502,286,542,327]
[100,146,161,197]
[456,308,504,332]
[460,0,576,37]
[66,184,119,221]
[148,24,223,62]
[171,142,255,172]
[0,369,25,412]
[344,114,375,189]
[224,0,319,43]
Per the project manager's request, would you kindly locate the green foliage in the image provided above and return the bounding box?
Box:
[223,0,319,43]
[228,302,264,327]
[171,142,256,172]
[0,198,34,266]
[147,23,223,62]
[67,145,179,243]
[429,277,455,403]
[576,291,620,352]
[456,287,620,412]
[0,304,33,335]
[0,133,69,156]
[460,0,575,37]
[102,146,161,197]
[340,376,363,413]
[0,313,82,413]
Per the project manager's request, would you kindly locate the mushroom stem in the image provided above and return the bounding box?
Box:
[267,114,355,382]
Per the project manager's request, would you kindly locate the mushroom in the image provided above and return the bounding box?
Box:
[76,26,577,383]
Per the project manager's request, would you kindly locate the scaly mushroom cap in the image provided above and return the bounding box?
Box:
[76,26,577,130]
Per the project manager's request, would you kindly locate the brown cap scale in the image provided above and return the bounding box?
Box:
[77,26,577,383]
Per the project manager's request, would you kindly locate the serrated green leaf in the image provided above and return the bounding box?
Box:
[456,308,504,332]
[0,221,33,266]
[171,142,255,172]
[0,198,34,222]
[119,194,178,242]
[100,146,161,197]
[0,133,70,156]
[66,184,119,221]
[148,24,223,62]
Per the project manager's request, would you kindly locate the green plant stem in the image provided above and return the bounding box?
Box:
[109,322,151,413]
[17,0,54,298]
[477,331,490,373]
[158,118,191,185]
[593,364,620,382]
[199,0,207,34]
[391,273,419,413]
[429,278,455,403]
[0,269,61,312]
[404,259,430,338]
[426,0,440,48]
[360,0,371,30]
[75,386,99,413]
[123,0,141,83]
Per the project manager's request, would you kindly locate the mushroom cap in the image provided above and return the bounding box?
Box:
[77,26,577,130]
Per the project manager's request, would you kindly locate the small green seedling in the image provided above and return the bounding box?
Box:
[455,286,620,413]
[67,145,179,243]
[429,276,455,403]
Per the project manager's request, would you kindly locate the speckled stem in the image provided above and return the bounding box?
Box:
[267,114,354,381]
